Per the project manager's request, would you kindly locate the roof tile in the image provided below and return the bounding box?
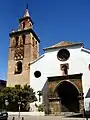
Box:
[44,41,83,50]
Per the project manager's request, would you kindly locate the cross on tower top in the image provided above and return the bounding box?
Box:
[26,4,28,9]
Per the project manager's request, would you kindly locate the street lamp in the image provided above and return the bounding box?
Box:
[5,100,9,110]
[37,90,42,102]
[18,101,21,120]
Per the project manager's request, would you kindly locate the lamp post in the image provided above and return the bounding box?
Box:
[18,101,21,120]
[5,99,9,110]
[37,90,42,102]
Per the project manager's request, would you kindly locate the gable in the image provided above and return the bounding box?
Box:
[44,41,83,50]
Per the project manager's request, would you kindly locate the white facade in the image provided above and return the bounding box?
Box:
[30,41,90,112]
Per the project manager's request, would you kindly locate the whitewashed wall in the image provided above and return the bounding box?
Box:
[30,45,90,111]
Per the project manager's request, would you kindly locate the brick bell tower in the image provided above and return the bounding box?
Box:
[7,5,40,87]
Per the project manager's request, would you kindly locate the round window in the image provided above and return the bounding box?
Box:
[57,49,70,61]
[34,71,41,78]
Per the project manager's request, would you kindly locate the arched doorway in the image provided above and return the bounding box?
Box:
[56,80,80,113]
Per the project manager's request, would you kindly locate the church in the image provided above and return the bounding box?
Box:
[30,40,90,114]
[6,6,90,115]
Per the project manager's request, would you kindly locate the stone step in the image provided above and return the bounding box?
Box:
[60,112,82,117]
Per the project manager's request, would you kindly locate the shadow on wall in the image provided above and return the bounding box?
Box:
[42,81,49,112]
[85,88,90,113]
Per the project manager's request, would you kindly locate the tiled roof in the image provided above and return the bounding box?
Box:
[44,41,83,50]
[23,8,30,18]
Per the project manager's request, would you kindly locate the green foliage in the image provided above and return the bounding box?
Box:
[0,84,37,111]
[35,103,44,112]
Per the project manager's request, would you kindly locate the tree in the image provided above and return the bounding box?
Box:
[0,84,37,111]
[35,103,44,112]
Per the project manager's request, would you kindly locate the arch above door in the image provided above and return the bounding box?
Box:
[45,73,84,115]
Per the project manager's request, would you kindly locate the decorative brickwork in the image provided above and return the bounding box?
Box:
[14,47,24,60]
[7,8,40,87]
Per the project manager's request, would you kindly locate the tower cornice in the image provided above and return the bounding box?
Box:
[9,28,40,43]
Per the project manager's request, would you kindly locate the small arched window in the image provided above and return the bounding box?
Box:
[16,37,19,46]
[23,22,25,29]
[22,35,25,45]
[15,61,22,74]
[61,63,69,76]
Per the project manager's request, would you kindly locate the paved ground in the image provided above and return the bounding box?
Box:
[8,115,90,120]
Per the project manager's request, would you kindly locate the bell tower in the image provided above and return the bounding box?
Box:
[7,6,40,87]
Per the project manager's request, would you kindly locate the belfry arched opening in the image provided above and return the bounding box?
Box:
[56,81,79,112]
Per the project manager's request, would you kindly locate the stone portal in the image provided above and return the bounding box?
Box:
[45,73,84,115]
